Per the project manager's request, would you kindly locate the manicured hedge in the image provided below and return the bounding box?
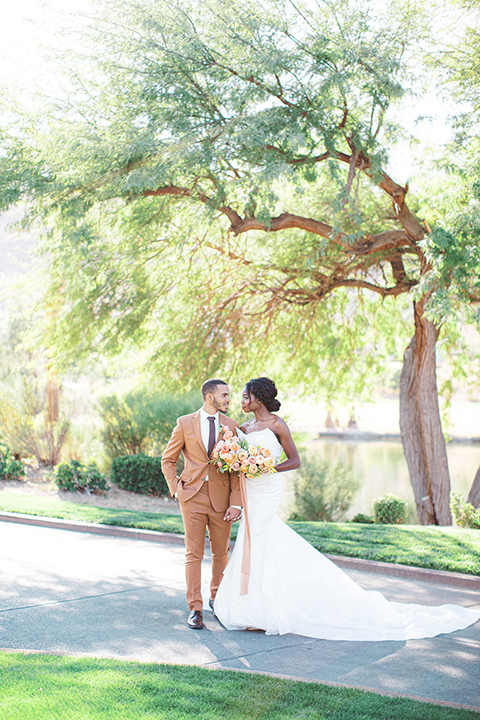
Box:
[55,460,107,494]
[110,453,169,496]
[372,493,408,524]
[0,445,25,481]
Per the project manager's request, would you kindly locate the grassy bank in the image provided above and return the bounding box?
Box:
[0,493,185,534]
[288,521,480,576]
[1,492,479,575]
[0,652,478,720]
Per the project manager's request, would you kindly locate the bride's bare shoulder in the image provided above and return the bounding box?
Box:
[270,415,288,431]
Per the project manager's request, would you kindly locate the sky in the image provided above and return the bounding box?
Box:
[1,0,92,91]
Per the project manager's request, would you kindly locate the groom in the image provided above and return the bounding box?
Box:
[161,378,242,629]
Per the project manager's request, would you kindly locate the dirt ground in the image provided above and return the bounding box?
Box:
[1,466,183,515]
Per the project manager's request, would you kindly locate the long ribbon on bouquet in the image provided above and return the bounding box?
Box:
[239,471,251,595]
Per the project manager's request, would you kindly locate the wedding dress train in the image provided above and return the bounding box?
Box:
[213,428,480,641]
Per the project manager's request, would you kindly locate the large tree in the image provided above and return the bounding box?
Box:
[424,0,480,507]
[2,0,478,523]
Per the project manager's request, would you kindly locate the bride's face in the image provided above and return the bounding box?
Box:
[241,388,260,413]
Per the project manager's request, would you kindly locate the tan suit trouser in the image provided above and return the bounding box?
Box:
[179,482,232,611]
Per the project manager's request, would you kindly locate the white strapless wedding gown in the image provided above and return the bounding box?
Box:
[213,428,480,641]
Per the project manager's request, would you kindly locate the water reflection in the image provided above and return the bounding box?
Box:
[278,439,480,522]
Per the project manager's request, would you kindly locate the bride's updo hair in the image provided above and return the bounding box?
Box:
[245,377,281,412]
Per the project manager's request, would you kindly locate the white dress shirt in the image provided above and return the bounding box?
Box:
[198,408,241,512]
[199,408,219,481]
[199,408,219,459]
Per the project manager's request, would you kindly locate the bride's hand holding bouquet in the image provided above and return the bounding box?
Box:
[210,425,276,480]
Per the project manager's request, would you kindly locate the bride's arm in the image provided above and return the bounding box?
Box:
[271,418,300,472]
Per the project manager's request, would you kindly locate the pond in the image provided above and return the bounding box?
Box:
[277,439,480,522]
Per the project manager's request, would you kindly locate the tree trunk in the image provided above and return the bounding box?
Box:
[399,301,452,525]
[467,466,480,508]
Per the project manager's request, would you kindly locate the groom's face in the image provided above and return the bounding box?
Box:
[210,384,230,413]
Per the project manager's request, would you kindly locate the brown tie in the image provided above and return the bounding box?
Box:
[207,416,216,456]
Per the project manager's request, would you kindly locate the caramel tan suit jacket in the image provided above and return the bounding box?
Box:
[161,411,241,512]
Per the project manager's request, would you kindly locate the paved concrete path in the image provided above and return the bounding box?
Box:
[1,520,479,711]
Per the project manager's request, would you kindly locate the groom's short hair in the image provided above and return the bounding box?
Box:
[201,378,227,398]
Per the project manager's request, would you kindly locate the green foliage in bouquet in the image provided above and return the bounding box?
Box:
[0,445,25,481]
[373,493,408,524]
[450,492,480,530]
[290,452,359,522]
[110,454,168,496]
[55,460,107,494]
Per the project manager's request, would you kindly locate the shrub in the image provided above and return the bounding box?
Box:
[372,493,408,524]
[110,454,169,496]
[0,445,25,481]
[99,389,199,459]
[0,376,70,466]
[450,492,480,529]
[289,451,359,522]
[55,460,107,494]
[351,513,375,524]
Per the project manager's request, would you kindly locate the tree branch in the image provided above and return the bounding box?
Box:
[261,144,428,243]
[141,185,421,259]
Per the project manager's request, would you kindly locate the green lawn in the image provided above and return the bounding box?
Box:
[1,491,479,575]
[0,492,185,534]
[0,653,478,720]
[288,521,480,576]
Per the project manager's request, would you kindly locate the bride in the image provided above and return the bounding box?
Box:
[213,377,480,641]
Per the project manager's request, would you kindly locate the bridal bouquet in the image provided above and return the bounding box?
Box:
[210,425,276,479]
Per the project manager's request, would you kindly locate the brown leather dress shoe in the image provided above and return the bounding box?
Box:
[187,610,204,629]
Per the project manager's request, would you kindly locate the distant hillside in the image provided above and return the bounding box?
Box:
[0,209,37,277]
[0,210,40,325]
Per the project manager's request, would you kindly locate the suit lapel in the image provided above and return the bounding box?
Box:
[190,411,208,458]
